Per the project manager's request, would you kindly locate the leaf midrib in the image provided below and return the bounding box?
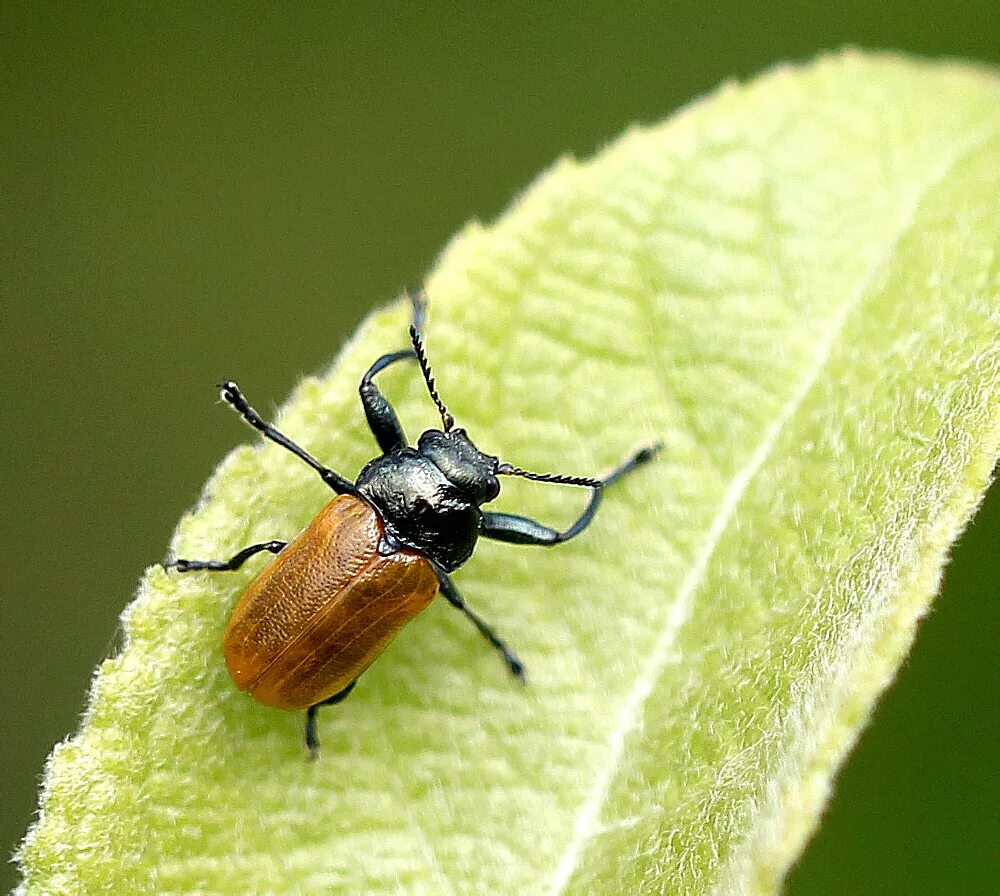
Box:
[546,124,997,895]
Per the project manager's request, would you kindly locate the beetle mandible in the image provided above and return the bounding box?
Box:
[167,291,660,758]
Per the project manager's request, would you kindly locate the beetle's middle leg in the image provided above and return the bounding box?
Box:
[165,540,287,573]
[435,571,525,682]
[217,380,357,495]
[305,680,357,760]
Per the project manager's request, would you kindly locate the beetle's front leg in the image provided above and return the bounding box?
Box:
[357,289,436,454]
[165,540,287,573]
[359,350,415,455]
[482,444,661,546]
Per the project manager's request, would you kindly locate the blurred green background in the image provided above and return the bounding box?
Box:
[2,4,997,893]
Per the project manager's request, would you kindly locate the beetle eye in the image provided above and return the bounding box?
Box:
[483,476,501,502]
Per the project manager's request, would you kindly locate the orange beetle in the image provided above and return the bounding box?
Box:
[168,292,658,757]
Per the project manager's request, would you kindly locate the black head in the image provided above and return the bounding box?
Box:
[407,317,603,501]
[417,428,500,505]
[408,315,602,499]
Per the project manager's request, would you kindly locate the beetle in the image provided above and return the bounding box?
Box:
[167,292,659,758]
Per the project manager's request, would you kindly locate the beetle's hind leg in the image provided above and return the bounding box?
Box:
[305,680,357,760]
[165,540,287,573]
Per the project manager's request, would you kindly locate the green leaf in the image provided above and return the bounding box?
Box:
[18,51,1000,895]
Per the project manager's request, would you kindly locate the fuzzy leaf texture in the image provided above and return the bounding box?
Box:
[17,52,1000,896]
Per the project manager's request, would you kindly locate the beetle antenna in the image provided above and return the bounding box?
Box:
[409,287,428,334]
[408,307,455,432]
[496,463,603,489]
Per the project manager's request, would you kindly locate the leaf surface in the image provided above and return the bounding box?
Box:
[18,52,1000,895]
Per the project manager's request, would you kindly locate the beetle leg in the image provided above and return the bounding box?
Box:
[305,680,357,760]
[435,571,525,682]
[165,540,287,573]
[357,288,442,453]
[480,502,599,546]
[360,349,416,454]
[217,380,357,494]
[481,444,660,546]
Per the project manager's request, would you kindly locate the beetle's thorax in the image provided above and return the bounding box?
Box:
[355,429,500,572]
